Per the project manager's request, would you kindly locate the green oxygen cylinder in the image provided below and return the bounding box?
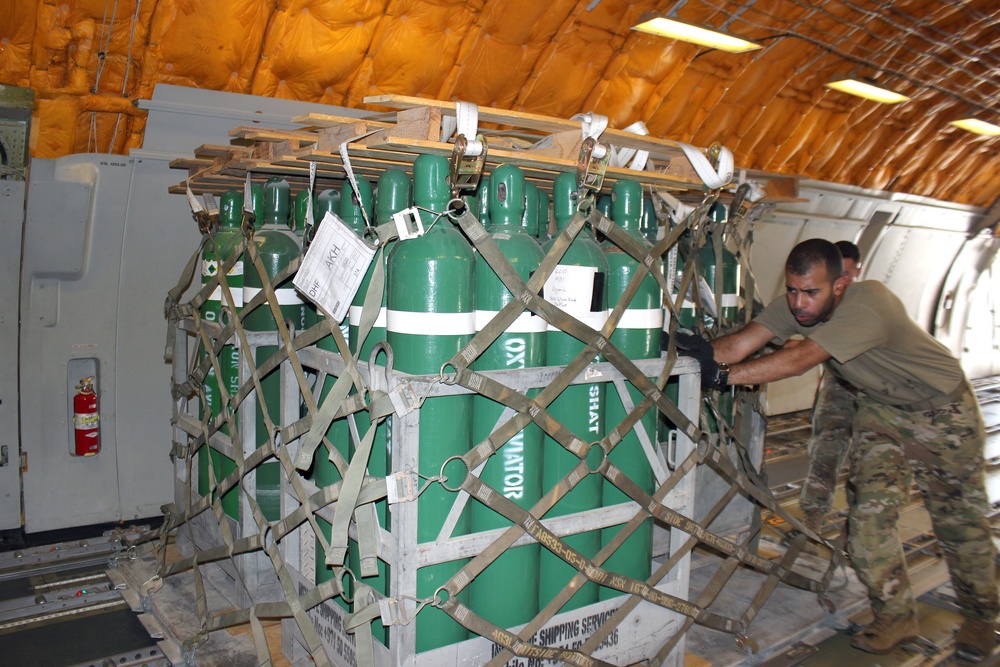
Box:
[346,169,409,645]
[662,230,697,443]
[600,179,661,600]
[594,194,612,243]
[676,231,698,329]
[700,203,740,430]
[464,174,490,227]
[641,194,658,245]
[521,181,540,238]
[293,189,320,383]
[316,188,341,223]
[313,178,374,598]
[386,155,475,651]
[596,194,612,219]
[538,189,552,242]
[199,190,244,519]
[251,185,265,227]
[469,164,546,630]
[700,202,741,330]
[539,172,609,612]
[242,176,303,521]
[293,189,314,236]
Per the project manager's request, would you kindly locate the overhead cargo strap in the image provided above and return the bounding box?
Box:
[678,141,735,190]
[572,111,610,159]
[573,112,611,194]
[610,120,651,171]
[338,131,379,233]
[185,179,212,234]
[455,101,484,158]
[448,101,488,197]
[302,161,317,249]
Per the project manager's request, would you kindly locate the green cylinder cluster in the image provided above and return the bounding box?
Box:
[188,162,688,655]
[347,170,410,645]
[539,171,609,612]
[242,176,304,521]
[600,179,661,600]
[701,202,741,329]
[522,181,540,238]
[311,178,375,604]
[470,164,547,629]
[198,189,248,519]
[386,155,476,651]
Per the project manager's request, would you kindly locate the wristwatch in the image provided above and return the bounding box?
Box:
[716,362,731,388]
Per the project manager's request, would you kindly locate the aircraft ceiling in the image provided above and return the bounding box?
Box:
[2,0,998,208]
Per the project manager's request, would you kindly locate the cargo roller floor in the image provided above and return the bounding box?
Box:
[0,605,163,667]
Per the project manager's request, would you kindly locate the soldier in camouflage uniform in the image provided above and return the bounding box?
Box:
[677,238,998,660]
[848,384,994,632]
[799,241,863,531]
[799,374,857,528]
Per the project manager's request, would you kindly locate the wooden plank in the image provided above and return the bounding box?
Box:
[229,127,318,145]
[253,140,283,162]
[290,111,393,130]
[529,130,583,160]
[759,175,800,201]
[169,157,213,170]
[364,94,698,159]
[364,106,442,145]
[192,144,252,157]
[314,121,370,153]
[290,141,702,194]
[366,136,706,191]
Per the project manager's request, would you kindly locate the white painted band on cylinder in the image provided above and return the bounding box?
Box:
[349,306,387,328]
[243,286,304,306]
[721,294,739,307]
[614,308,665,329]
[475,310,548,334]
[386,310,477,335]
[208,286,244,307]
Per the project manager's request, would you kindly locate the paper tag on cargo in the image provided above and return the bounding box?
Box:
[544,265,598,315]
[294,211,376,322]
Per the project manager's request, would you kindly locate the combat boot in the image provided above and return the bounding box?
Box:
[955,617,998,662]
[850,612,919,654]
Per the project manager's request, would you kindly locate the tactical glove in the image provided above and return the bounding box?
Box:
[673,330,721,392]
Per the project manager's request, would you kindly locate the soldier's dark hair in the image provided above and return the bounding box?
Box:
[834,240,861,263]
[786,239,843,279]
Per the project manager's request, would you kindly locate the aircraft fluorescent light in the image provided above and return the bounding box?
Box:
[950,118,1000,136]
[825,79,910,104]
[632,16,762,54]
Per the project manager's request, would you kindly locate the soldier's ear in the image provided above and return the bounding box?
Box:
[833,274,848,297]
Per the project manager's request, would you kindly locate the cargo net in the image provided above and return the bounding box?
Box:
[150,179,844,667]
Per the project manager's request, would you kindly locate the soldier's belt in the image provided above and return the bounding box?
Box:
[880,380,970,412]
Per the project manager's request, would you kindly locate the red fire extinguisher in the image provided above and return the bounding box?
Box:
[73,376,100,456]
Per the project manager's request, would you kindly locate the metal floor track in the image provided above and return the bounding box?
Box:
[0,529,170,667]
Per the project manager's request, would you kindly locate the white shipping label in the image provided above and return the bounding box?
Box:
[293,211,376,323]
[544,265,598,315]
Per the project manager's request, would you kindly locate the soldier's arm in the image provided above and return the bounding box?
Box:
[727,338,830,386]
[711,322,776,364]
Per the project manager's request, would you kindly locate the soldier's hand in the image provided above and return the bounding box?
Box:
[672,330,720,392]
